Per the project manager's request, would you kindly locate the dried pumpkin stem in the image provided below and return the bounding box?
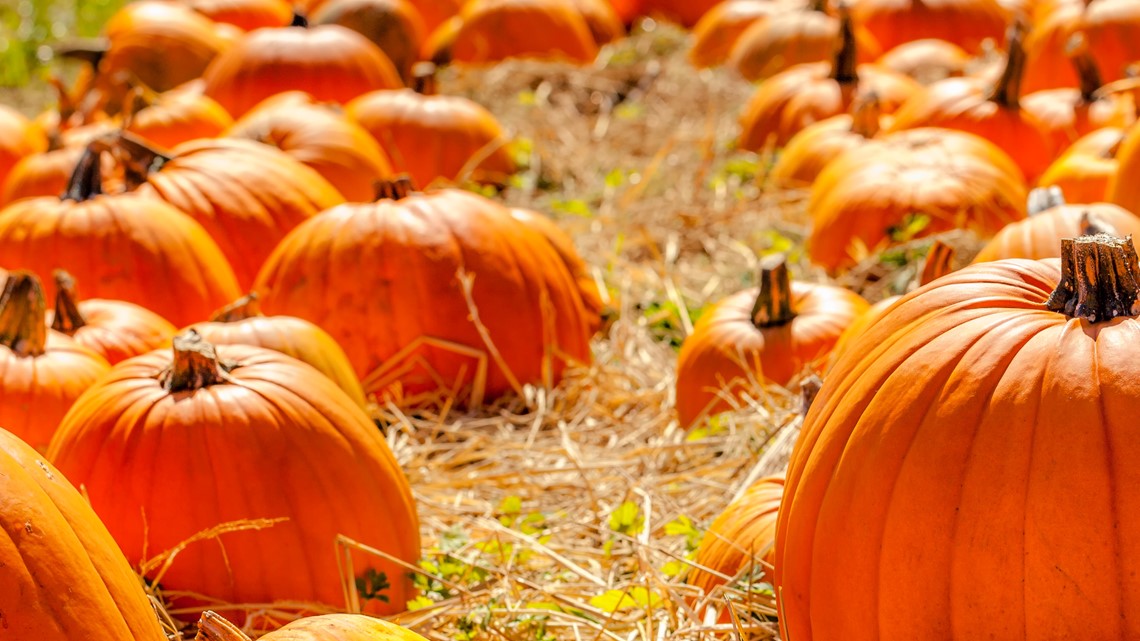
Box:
[850,92,881,138]
[210,293,262,323]
[918,240,956,286]
[1067,34,1103,102]
[1027,186,1066,216]
[1045,234,1140,321]
[194,611,253,641]
[412,62,438,95]
[1081,211,1118,236]
[114,131,172,190]
[374,175,417,201]
[0,272,48,357]
[50,270,87,335]
[830,6,859,85]
[290,11,308,27]
[990,22,1028,109]
[800,374,823,416]
[163,330,234,392]
[63,145,103,202]
[752,255,797,327]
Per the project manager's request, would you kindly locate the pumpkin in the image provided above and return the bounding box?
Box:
[226,92,393,202]
[202,20,404,118]
[48,270,178,365]
[808,128,1028,273]
[850,0,1008,54]
[1039,126,1124,203]
[0,272,111,451]
[674,256,868,427]
[345,87,516,188]
[101,1,230,93]
[405,0,464,31]
[1107,116,1140,215]
[443,0,599,65]
[1,145,85,205]
[729,2,883,82]
[254,178,595,405]
[738,8,919,150]
[688,475,786,612]
[124,88,234,151]
[47,331,421,624]
[0,146,241,327]
[0,426,167,640]
[886,24,1054,183]
[689,0,785,68]
[973,187,1140,262]
[1081,0,1140,84]
[636,0,722,26]
[0,105,47,188]
[776,233,1140,641]
[1022,0,1082,93]
[769,92,881,188]
[1021,35,1135,152]
[187,293,368,407]
[422,15,463,64]
[115,134,345,289]
[568,0,625,45]
[310,0,426,81]
[876,39,972,83]
[178,0,293,30]
[195,610,431,641]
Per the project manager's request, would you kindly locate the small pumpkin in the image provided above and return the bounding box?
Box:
[0,272,111,451]
[404,0,464,31]
[443,0,599,65]
[1039,126,1124,203]
[850,0,1008,54]
[675,255,869,427]
[0,427,167,640]
[1022,0,1082,93]
[1,145,85,205]
[101,1,230,93]
[195,610,431,641]
[689,0,786,68]
[876,39,972,83]
[310,0,427,81]
[47,331,421,625]
[187,293,368,407]
[0,105,48,188]
[124,87,235,151]
[634,0,722,27]
[568,0,625,46]
[48,270,178,365]
[178,0,294,30]
[769,92,882,188]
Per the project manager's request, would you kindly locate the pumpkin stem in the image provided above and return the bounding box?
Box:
[1065,34,1104,102]
[50,270,87,335]
[62,144,103,202]
[210,293,262,323]
[808,0,827,12]
[162,330,235,392]
[194,611,253,641]
[1045,234,1140,322]
[850,92,881,138]
[800,374,823,416]
[374,175,417,201]
[291,11,309,27]
[989,22,1028,109]
[918,240,955,286]
[0,272,48,358]
[114,131,172,190]
[1081,211,1118,236]
[412,62,438,95]
[751,255,797,327]
[1027,186,1065,216]
[830,6,859,85]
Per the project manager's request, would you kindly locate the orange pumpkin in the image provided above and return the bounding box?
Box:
[675,256,868,427]
[1081,0,1140,84]
[0,105,47,188]
[689,0,786,68]
[187,293,368,407]
[196,610,431,641]
[1107,116,1140,215]
[886,25,1054,183]
[738,9,919,150]
[568,0,625,45]
[636,0,722,26]
[876,39,972,83]
[345,88,516,188]
[850,0,1008,54]
[808,128,1028,273]
[1022,0,1082,93]
[101,1,230,93]
[443,0,599,65]
[729,3,883,82]
[117,135,345,289]
[202,21,404,118]
[0,427,167,640]
[310,0,426,81]
[48,270,178,365]
[769,93,882,188]
[1,145,88,205]
[0,146,241,327]
[777,233,1140,641]
[405,0,464,31]
[179,0,293,30]
[124,88,235,151]
[0,272,111,451]
[226,92,393,202]
[1039,126,1124,203]
[48,332,421,625]
[254,179,595,405]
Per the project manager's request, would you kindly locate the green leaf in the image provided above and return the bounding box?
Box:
[551,198,595,218]
[661,560,685,578]
[609,501,644,535]
[588,587,664,613]
[407,595,435,611]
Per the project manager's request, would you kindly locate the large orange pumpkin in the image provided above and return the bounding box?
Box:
[202,21,404,118]
[769,92,882,188]
[345,88,516,188]
[850,0,1009,54]
[254,179,595,405]
[1040,126,1124,203]
[48,270,178,365]
[808,128,1028,273]
[101,1,230,93]
[187,293,368,407]
[226,92,393,202]
[0,105,47,188]
[48,332,421,625]
[310,0,426,81]
[442,0,599,65]
[689,0,786,68]
[0,272,111,451]
[116,135,345,289]
[776,233,1140,641]
[0,146,241,327]
[675,256,868,427]
[1,145,88,205]
[0,427,167,640]
[196,610,431,641]
[178,0,293,30]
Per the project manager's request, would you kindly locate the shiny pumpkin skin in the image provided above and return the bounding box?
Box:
[133,138,346,289]
[48,299,178,366]
[310,0,426,80]
[850,0,1009,54]
[1082,0,1140,85]
[825,295,900,369]
[808,128,1027,273]
[346,89,516,188]
[729,10,883,82]
[179,0,294,30]
[689,0,785,68]
[1107,122,1140,215]
[768,112,881,188]
[1021,0,1082,93]
[447,0,599,65]
[567,0,625,45]
[675,281,868,427]
[0,428,167,640]
[972,202,1140,262]
[1,146,83,206]
[47,343,421,623]
[0,105,47,188]
[102,1,230,93]
[405,0,464,31]
[1039,127,1123,204]
[226,92,393,203]
[202,24,404,118]
[126,92,235,151]
[253,189,595,404]
[776,254,1140,640]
